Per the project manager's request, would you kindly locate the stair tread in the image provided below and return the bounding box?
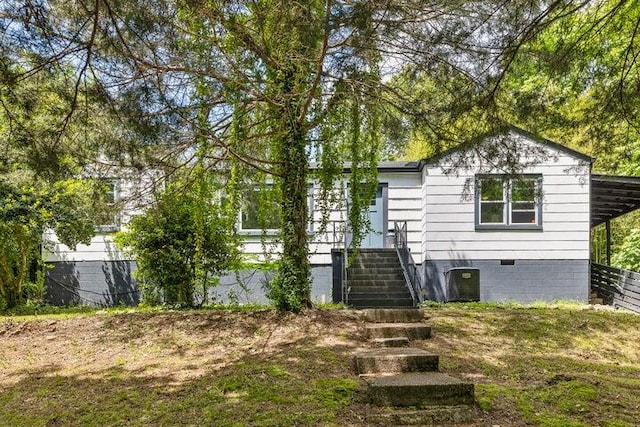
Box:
[372,337,410,347]
[366,323,430,329]
[365,372,472,387]
[356,347,437,357]
[350,292,412,297]
[365,372,474,407]
[364,405,474,425]
[362,308,426,323]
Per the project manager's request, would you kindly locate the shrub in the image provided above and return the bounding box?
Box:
[116,185,239,307]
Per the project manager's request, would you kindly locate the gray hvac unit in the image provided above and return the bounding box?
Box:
[444,268,480,302]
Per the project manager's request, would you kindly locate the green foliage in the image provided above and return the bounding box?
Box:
[497,0,640,175]
[4,0,602,312]
[389,65,502,161]
[116,181,239,307]
[0,179,97,309]
[0,54,145,311]
[611,229,640,271]
[267,259,308,312]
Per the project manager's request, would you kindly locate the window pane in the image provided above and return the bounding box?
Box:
[512,210,536,224]
[513,202,535,211]
[96,180,118,227]
[481,178,504,201]
[241,190,280,230]
[512,179,536,202]
[480,202,505,223]
[103,181,116,204]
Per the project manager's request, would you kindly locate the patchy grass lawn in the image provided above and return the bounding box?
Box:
[0,308,367,426]
[1,303,640,426]
[415,303,640,427]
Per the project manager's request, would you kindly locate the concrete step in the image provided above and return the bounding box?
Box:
[366,323,431,339]
[348,285,409,293]
[347,271,405,280]
[365,372,474,407]
[355,348,439,375]
[350,298,415,309]
[349,287,411,299]
[349,257,401,263]
[365,406,474,425]
[372,337,410,347]
[351,248,398,256]
[348,279,407,287]
[349,264,403,270]
[363,308,426,323]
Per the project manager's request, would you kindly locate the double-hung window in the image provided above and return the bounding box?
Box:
[96,179,120,232]
[476,175,542,230]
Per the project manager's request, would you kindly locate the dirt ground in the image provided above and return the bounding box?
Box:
[2,305,639,426]
[0,309,374,426]
[0,309,366,387]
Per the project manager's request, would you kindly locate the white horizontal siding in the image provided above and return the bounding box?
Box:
[44,169,159,262]
[388,197,422,210]
[386,171,422,255]
[421,173,428,258]
[388,211,422,222]
[427,249,590,260]
[43,234,128,262]
[238,171,424,263]
[427,230,587,242]
[423,131,591,262]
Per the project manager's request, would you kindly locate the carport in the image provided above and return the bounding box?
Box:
[591,174,640,264]
[590,174,640,313]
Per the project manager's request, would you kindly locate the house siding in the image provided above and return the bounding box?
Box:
[45,260,139,306]
[211,266,333,304]
[44,234,127,262]
[43,170,424,306]
[241,171,424,265]
[421,131,591,302]
[42,130,593,306]
[424,259,589,303]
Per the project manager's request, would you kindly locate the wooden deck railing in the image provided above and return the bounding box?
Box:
[591,263,640,314]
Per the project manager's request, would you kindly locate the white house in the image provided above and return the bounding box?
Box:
[44,127,596,306]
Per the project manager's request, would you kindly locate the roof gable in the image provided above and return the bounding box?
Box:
[423,126,593,165]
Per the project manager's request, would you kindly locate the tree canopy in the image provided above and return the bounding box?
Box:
[4,0,635,310]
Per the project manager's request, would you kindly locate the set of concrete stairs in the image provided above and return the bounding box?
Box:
[354,308,474,425]
[347,249,414,309]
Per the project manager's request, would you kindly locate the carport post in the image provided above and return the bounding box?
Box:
[605,220,611,266]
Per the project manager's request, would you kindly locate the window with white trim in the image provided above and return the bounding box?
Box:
[240,187,280,231]
[476,175,541,229]
[96,179,120,231]
[239,185,314,233]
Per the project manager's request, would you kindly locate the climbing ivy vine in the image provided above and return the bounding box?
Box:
[2,0,582,311]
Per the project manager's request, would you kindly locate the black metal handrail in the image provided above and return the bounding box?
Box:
[393,221,422,305]
[329,220,349,305]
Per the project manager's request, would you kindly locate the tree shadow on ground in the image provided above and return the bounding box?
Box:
[0,310,371,427]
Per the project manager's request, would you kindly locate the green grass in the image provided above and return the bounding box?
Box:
[417,302,640,426]
[0,308,363,426]
[2,303,640,426]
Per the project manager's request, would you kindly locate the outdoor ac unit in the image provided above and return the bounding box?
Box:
[444,268,480,302]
